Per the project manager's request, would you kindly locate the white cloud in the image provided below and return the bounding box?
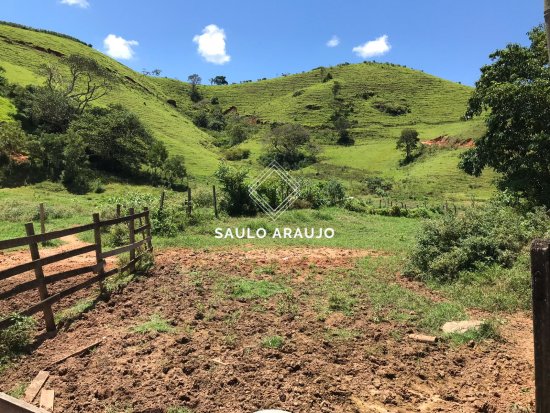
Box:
[103,34,138,60]
[60,0,89,8]
[326,35,340,48]
[193,24,231,65]
[352,35,391,58]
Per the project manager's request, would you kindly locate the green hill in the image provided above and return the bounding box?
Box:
[0,23,221,178]
[0,22,495,201]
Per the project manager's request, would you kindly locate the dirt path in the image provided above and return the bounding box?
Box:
[0,247,535,412]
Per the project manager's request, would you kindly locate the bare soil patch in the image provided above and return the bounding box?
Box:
[0,247,534,413]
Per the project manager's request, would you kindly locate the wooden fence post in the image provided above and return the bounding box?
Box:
[213,185,219,219]
[128,208,136,273]
[531,239,550,413]
[144,207,153,252]
[187,188,192,216]
[116,204,121,218]
[25,223,56,332]
[92,213,106,295]
[39,203,46,237]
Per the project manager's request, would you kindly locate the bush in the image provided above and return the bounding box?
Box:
[373,101,410,116]
[224,147,250,161]
[214,163,257,216]
[406,201,550,282]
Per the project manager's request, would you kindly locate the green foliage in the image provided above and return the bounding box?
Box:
[209,75,228,85]
[69,104,155,175]
[295,179,346,209]
[214,163,257,216]
[0,314,35,368]
[60,132,92,194]
[373,100,411,116]
[224,147,250,161]
[163,155,187,186]
[261,123,318,169]
[396,128,420,163]
[459,26,550,206]
[406,200,550,281]
[364,176,393,196]
[0,21,91,46]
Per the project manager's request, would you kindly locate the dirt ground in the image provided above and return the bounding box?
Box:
[0,245,535,413]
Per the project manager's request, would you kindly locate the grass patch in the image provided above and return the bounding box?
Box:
[55,299,95,325]
[132,314,174,334]
[7,382,26,399]
[324,328,361,342]
[445,319,502,345]
[261,335,285,349]
[0,314,36,372]
[227,278,290,301]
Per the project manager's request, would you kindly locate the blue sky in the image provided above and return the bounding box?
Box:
[0,0,542,86]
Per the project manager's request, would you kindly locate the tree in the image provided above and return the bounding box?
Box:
[187,74,202,102]
[40,54,113,114]
[459,26,550,205]
[210,75,228,85]
[331,81,342,98]
[214,163,257,216]
[396,128,419,163]
[330,103,356,145]
[61,132,91,194]
[151,69,162,76]
[148,140,168,178]
[69,104,155,175]
[163,155,187,186]
[261,124,319,169]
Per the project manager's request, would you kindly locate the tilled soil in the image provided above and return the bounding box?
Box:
[0,247,535,413]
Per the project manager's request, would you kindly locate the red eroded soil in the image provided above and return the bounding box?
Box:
[0,247,535,413]
[421,136,474,148]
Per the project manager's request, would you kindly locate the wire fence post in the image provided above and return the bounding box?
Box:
[213,185,219,219]
[187,188,192,216]
[92,213,106,295]
[128,208,136,273]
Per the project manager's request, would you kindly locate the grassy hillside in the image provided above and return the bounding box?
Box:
[0,22,495,201]
[0,23,221,178]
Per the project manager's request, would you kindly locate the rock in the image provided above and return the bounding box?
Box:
[442,320,483,334]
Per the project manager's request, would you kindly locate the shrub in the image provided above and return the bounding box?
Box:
[214,163,257,216]
[325,180,346,206]
[224,147,250,161]
[373,101,410,116]
[406,201,549,282]
[364,176,393,196]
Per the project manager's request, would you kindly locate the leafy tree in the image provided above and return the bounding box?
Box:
[163,155,187,186]
[148,140,168,178]
[227,123,248,146]
[0,66,7,94]
[459,26,550,205]
[396,128,419,163]
[0,122,27,163]
[27,133,67,180]
[210,75,228,85]
[61,132,91,194]
[208,106,225,131]
[69,104,154,175]
[261,124,318,169]
[331,81,342,98]
[151,69,162,76]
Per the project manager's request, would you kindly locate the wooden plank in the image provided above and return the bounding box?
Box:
[39,389,54,412]
[49,339,102,366]
[24,371,49,403]
[135,224,150,234]
[0,245,95,282]
[0,224,95,251]
[25,223,56,332]
[531,239,550,413]
[97,211,147,228]
[128,208,136,273]
[100,239,146,259]
[0,392,50,413]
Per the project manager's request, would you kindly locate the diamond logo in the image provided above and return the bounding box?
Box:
[248,161,301,220]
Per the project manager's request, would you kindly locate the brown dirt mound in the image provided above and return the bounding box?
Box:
[0,248,534,413]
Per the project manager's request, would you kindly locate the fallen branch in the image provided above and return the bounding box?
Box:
[48,339,103,367]
[408,333,437,343]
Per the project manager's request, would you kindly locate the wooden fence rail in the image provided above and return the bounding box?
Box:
[0,206,153,332]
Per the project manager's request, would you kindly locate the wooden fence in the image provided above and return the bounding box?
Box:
[0,207,153,332]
